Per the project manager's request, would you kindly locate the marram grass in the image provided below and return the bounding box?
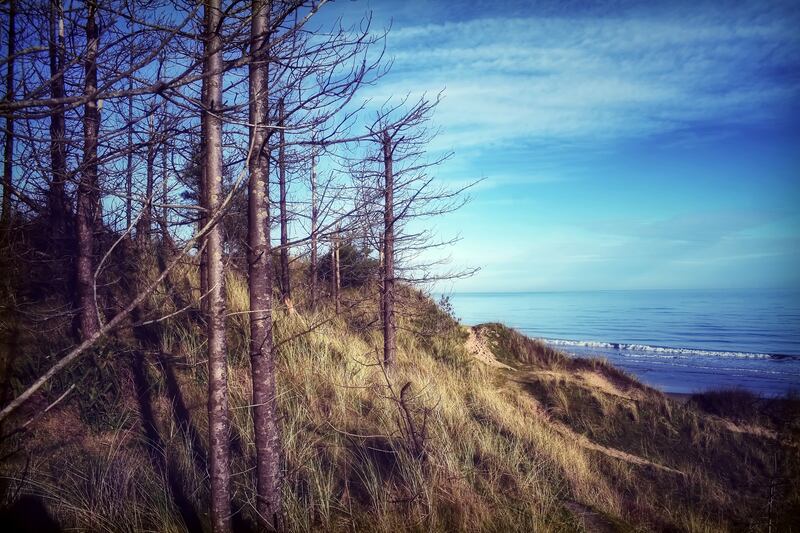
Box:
[1,270,798,532]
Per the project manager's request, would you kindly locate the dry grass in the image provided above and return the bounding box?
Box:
[1,266,798,532]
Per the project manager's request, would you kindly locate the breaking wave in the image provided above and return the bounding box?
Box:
[541,338,790,360]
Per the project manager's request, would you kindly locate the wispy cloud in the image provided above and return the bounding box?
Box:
[331,0,800,290]
[361,4,800,150]
[443,214,800,291]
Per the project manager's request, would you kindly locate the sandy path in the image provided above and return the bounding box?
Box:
[464,327,513,369]
[463,327,684,475]
[553,420,686,475]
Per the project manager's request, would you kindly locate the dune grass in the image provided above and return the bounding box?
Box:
[1,264,798,532]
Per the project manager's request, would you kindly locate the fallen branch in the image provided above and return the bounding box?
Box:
[0,130,257,424]
[22,384,75,429]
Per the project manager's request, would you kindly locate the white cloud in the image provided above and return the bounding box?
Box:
[333,1,800,291]
[357,7,800,150]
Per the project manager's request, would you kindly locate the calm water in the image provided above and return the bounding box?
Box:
[447,289,800,396]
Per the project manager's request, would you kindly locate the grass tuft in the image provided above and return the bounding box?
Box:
[1,267,798,532]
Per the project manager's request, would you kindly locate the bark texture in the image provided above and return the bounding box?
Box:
[278,97,290,303]
[1,0,15,230]
[204,1,232,530]
[309,152,318,310]
[382,130,395,368]
[199,39,209,310]
[137,117,155,244]
[248,1,282,528]
[76,1,101,340]
[49,0,68,235]
[332,227,340,314]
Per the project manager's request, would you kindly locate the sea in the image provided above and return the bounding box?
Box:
[446,289,800,396]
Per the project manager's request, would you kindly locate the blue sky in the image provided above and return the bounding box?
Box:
[323,0,800,291]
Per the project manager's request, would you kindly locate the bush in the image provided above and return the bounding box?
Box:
[690,388,762,422]
[318,241,380,288]
[58,342,130,431]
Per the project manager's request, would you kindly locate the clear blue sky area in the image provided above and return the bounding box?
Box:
[322,0,800,291]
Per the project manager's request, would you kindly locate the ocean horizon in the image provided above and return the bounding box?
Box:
[446,288,800,396]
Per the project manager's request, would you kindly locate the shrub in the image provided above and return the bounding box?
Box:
[318,241,380,288]
[690,388,762,422]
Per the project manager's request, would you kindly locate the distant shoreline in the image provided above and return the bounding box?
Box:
[448,290,800,397]
[665,392,692,402]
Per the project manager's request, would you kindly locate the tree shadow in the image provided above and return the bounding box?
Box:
[154,353,258,533]
[0,494,62,533]
[129,283,258,532]
[155,352,208,472]
[130,309,204,532]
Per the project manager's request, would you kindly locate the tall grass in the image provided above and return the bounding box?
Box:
[1,267,797,532]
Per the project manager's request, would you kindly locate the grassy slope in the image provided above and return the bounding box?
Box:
[1,265,798,532]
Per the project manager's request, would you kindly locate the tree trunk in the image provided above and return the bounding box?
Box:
[0,0,14,412]
[159,135,172,246]
[199,50,209,310]
[137,118,155,245]
[248,1,282,528]
[332,226,340,314]
[203,1,231,531]
[309,151,318,310]
[1,0,15,231]
[48,0,68,236]
[278,97,290,304]
[125,53,133,231]
[76,1,100,340]
[382,130,395,368]
[378,232,384,324]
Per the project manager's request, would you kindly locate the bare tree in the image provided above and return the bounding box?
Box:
[278,96,291,306]
[136,108,157,244]
[159,127,170,245]
[381,130,395,367]
[248,0,281,527]
[309,148,318,309]
[342,96,475,366]
[48,0,68,237]
[203,1,231,530]
[125,49,134,232]
[1,0,15,232]
[76,0,101,340]
[332,223,341,314]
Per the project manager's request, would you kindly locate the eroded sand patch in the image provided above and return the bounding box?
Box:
[465,326,513,369]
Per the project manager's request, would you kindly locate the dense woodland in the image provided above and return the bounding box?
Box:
[0,1,470,530]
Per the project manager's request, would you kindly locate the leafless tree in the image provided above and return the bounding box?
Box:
[203,1,231,530]
[0,3,475,531]
[332,223,341,314]
[48,0,68,237]
[1,0,15,232]
[75,0,101,340]
[247,0,281,527]
[278,96,291,306]
[309,147,318,309]
[349,95,476,367]
[381,129,396,366]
